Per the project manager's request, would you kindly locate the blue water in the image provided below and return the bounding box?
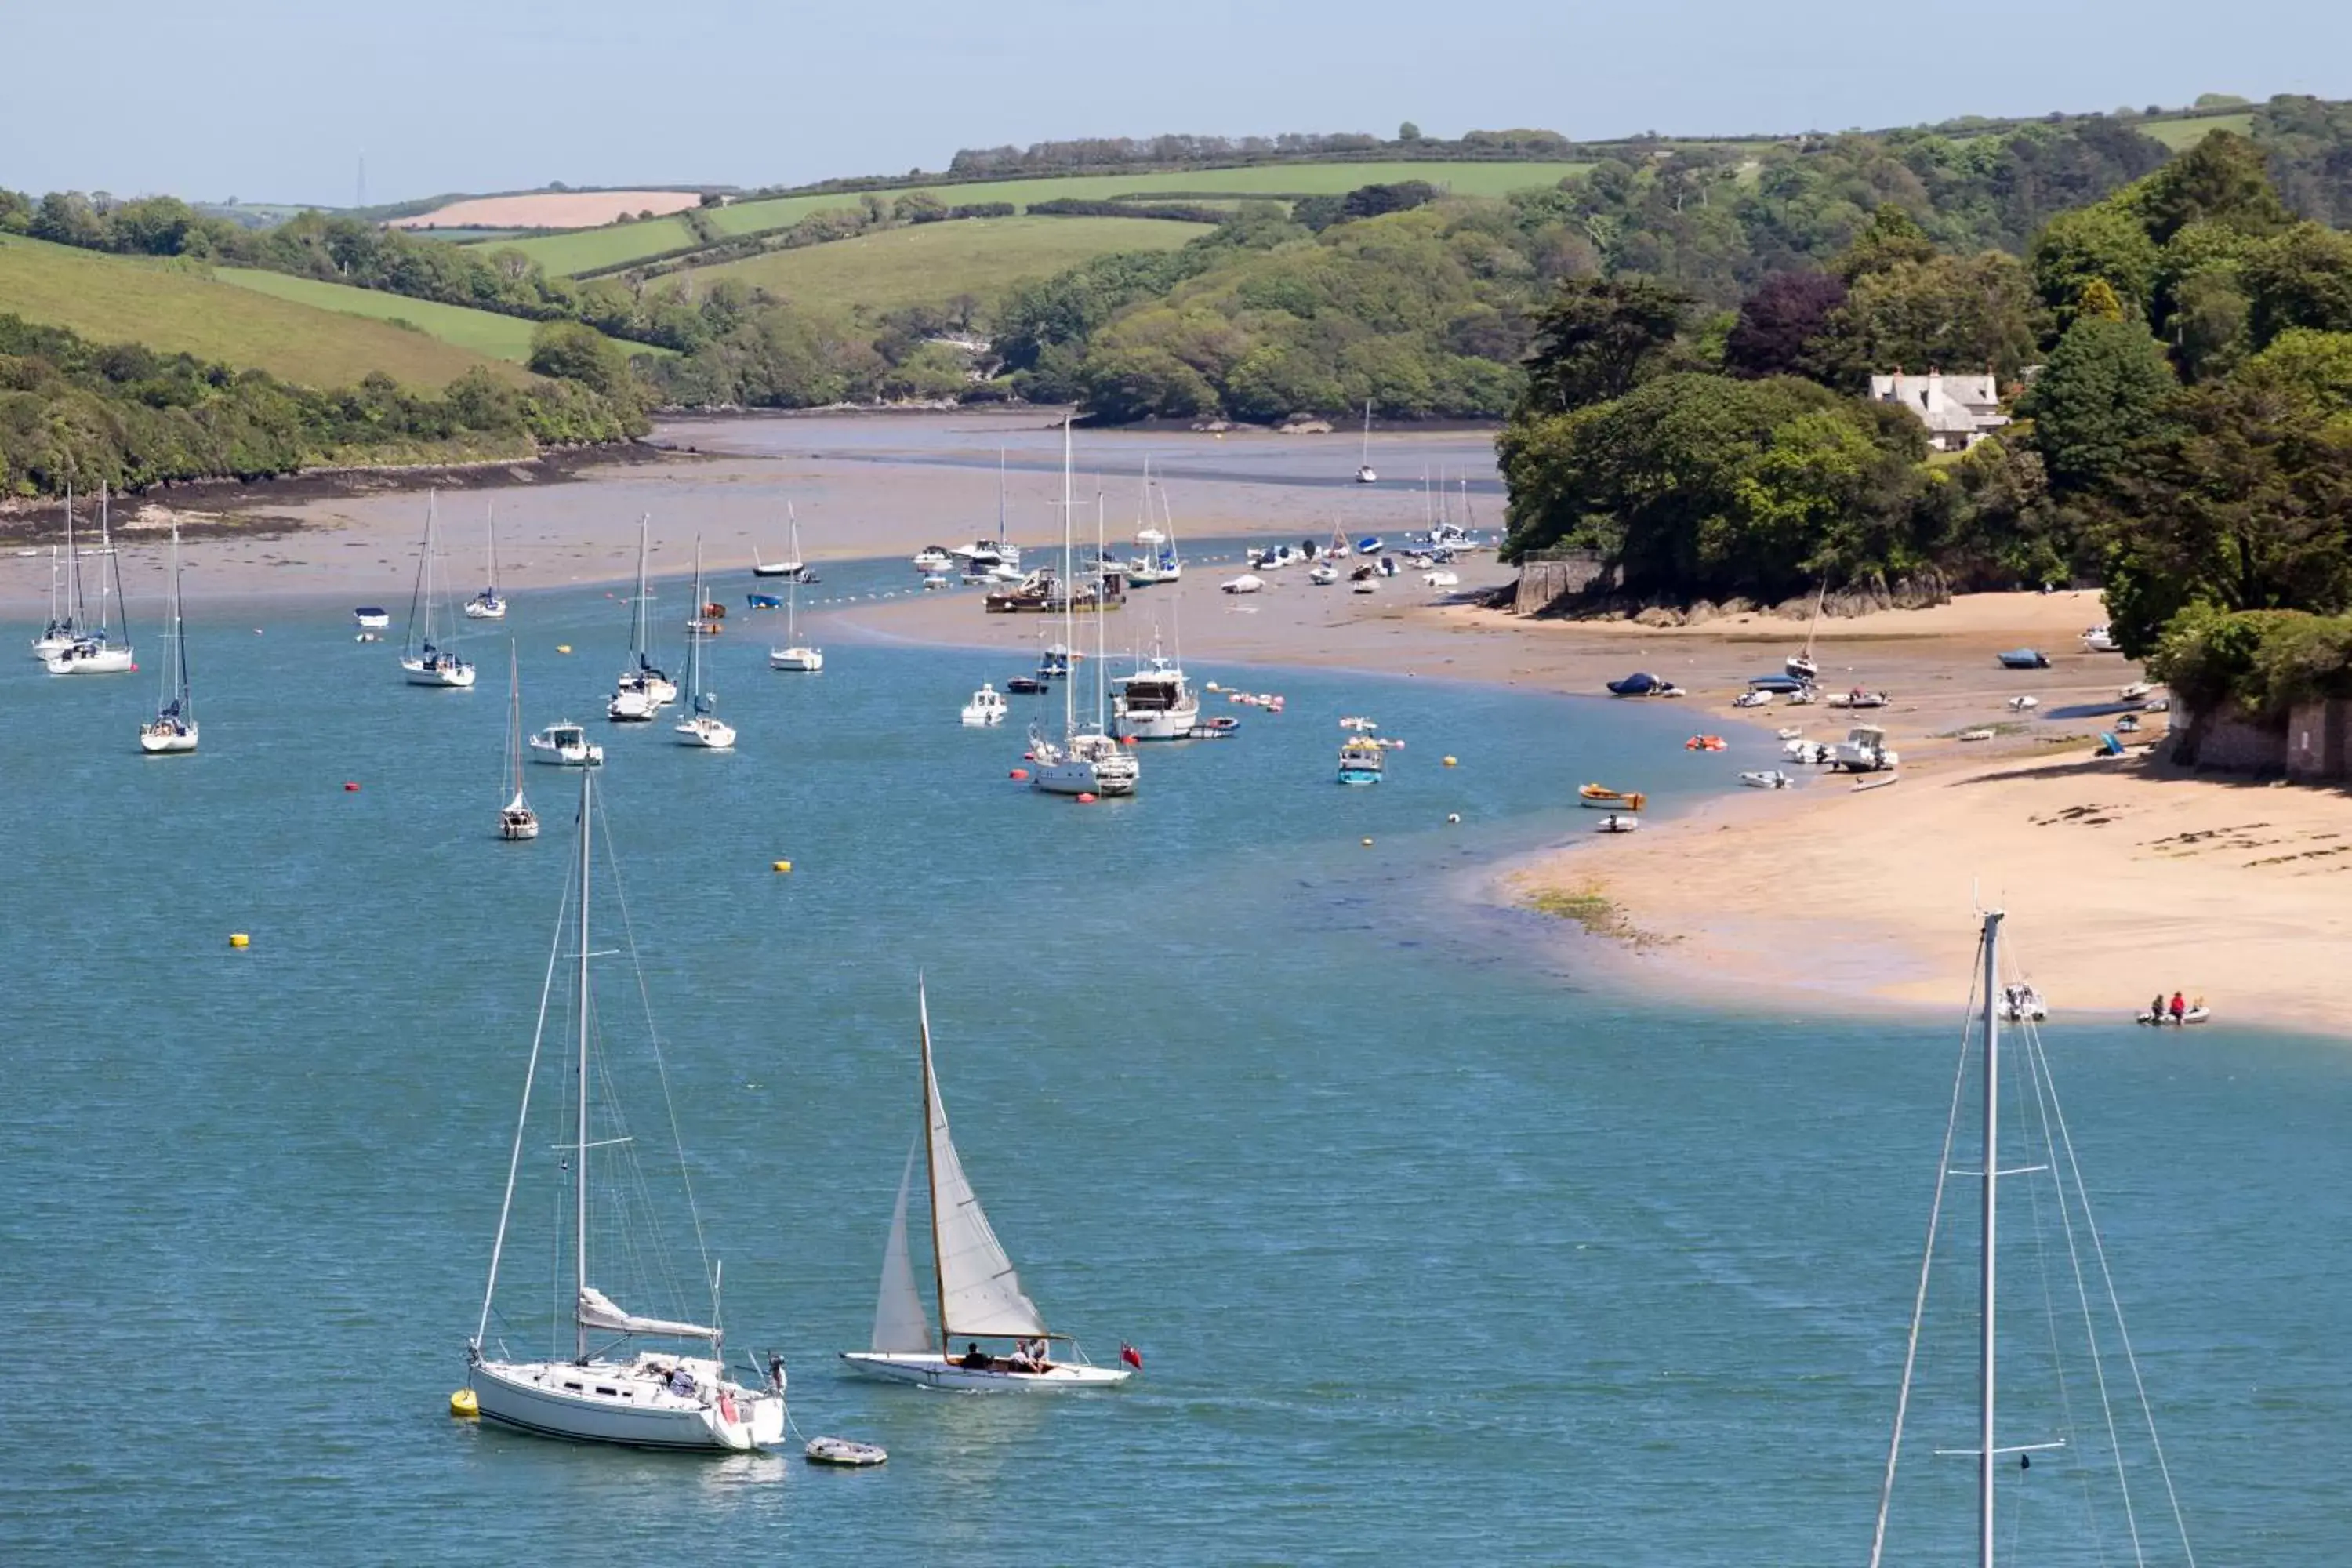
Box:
[5,572,2350,1563]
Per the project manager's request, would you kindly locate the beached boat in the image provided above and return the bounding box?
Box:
[1787,580,1827,682]
[609,517,675,719]
[138,528,198,755]
[1606,672,1662,698]
[498,647,539,840]
[840,982,1134,1392]
[2082,624,2120,653]
[1221,572,1263,595]
[528,720,603,768]
[1579,783,1647,811]
[1031,436,1140,800]
[1309,563,1339,586]
[1337,737,1385,785]
[1594,813,1640,833]
[1356,401,1377,483]
[2136,1002,2211,1026]
[1997,648,2051,670]
[1827,688,1889,709]
[1737,770,1791,789]
[466,766,787,1450]
[397,494,474,688]
[960,684,1007,728]
[1865,910,2195,1567]
[673,541,735,750]
[45,487,136,676]
[463,504,507,620]
[1828,724,1899,773]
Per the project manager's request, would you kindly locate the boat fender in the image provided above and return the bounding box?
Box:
[1077,793,1098,804]
[449,1388,478,1418]
[1009,768,1029,781]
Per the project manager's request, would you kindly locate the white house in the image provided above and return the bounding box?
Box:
[1867,368,2009,452]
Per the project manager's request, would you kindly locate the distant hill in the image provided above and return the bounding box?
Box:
[210,267,661,363]
[0,234,526,389]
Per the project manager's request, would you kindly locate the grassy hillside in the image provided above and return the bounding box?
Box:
[2139,111,2256,149]
[212,267,668,361]
[498,160,1588,277]
[666,215,1212,314]
[0,234,524,388]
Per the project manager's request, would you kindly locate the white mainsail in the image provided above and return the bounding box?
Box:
[576,1284,718,1342]
[871,1142,934,1353]
[920,987,1048,1339]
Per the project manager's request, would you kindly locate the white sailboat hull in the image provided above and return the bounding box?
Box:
[499,808,540,840]
[607,688,656,722]
[472,1358,784,1450]
[770,648,823,672]
[31,632,74,659]
[401,656,477,688]
[839,1352,1131,1392]
[139,722,199,754]
[463,597,508,620]
[45,644,134,674]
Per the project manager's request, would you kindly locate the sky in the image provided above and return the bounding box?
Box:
[4,0,2349,206]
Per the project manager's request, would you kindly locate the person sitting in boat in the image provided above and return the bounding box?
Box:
[668,1365,696,1397]
[2149,992,2165,1022]
[960,1341,993,1371]
[1008,1337,1051,1373]
[2169,991,2186,1024]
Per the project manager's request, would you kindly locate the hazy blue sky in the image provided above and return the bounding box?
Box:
[5,0,2348,205]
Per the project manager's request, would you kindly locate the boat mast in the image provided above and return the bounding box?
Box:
[631,516,650,667]
[996,448,1008,553]
[1978,908,2003,1568]
[507,642,524,800]
[574,767,594,1363]
[486,503,500,597]
[917,980,949,1352]
[1061,415,1076,742]
[1094,492,1109,731]
[64,482,80,630]
[1361,400,1372,466]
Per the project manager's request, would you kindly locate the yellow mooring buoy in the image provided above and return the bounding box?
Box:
[772,859,793,873]
[228,932,251,949]
[449,1388,479,1419]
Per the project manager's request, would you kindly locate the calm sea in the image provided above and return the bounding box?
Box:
[4,558,2347,1564]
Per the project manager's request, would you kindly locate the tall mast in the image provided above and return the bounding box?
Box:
[1061,415,1076,740]
[64,482,79,627]
[574,767,594,1363]
[1094,492,1109,730]
[631,516,650,665]
[996,448,1007,550]
[684,537,702,699]
[1978,909,2003,1568]
[917,979,949,1351]
[507,642,523,797]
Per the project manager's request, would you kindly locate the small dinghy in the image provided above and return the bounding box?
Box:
[1733,689,1774,708]
[746,593,782,610]
[804,1436,888,1468]
[1775,725,1804,741]
[1595,813,1641,833]
[1738,770,1791,789]
[1997,984,2049,1022]
[2136,1005,2211,1026]
[2120,680,2153,702]
[1998,648,2051,670]
[2008,695,2039,713]
[1827,688,1889,709]
[1579,783,1646,811]
[1957,728,1995,742]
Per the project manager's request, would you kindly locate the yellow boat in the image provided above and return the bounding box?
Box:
[1578,783,1646,811]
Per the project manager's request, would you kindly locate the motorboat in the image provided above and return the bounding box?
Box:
[1828,724,1899,772]
[466,767,788,1451]
[1337,738,1385,785]
[746,593,782,610]
[1606,672,1662,697]
[1579,783,1647,811]
[397,494,474,688]
[354,607,390,631]
[528,722,604,768]
[1996,983,2048,1022]
[840,983,1135,1392]
[1998,648,2051,670]
[922,572,952,591]
[1111,648,1200,741]
[1221,573,1264,595]
[1738,770,1791,789]
[2082,624,2120,654]
[1747,674,1811,695]
[139,528,198,754]
[1594,813,1640,833]
[911,546,955,573]
[1357,536,1384,555]
[961,684,1008,727]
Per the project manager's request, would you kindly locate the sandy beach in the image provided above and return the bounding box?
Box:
[13,410,2345,1036]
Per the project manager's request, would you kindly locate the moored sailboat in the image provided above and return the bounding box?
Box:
[768,511,823,672]
[608,516,675,720]
[45,485,136,675]
[840,982,1134,1392]
[673,539,735,749]
[463,504,508,619]
[465,766,786,1450]
[498,644,538,839]
[1356,400,1377,483]
[398,493,475,688]
[137,527,198,754]
[1029,418,1138,798]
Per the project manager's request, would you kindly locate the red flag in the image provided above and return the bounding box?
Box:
[1120,1343,1143,1370]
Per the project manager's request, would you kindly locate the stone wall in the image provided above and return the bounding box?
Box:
[1512,551,1611,615]
[2286,699,2352,782]
[2176,698,2352,781]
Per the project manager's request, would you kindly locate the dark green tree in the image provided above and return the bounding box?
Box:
[2016,316,2177,495]
[2030,205,2158,325]
[1515,276,1693,417]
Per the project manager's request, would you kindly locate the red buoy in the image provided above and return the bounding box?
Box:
[343,781,360,792]
[1009,768,1029,780]
[1076,793,1098,804]
[1121,735,1138,746]
[1022,751,1036,760]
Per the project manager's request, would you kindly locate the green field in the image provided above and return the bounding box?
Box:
[2138,112,2255,150]
[496,160,1588,276]
[495,215,699,275]
[666,215,1213,314]
[212,268,666,361]
[0,234,525,388]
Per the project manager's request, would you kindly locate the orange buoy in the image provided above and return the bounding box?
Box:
[1009,768,1029,780]
[1077,792,1098,804]
[1121,735,1138,746]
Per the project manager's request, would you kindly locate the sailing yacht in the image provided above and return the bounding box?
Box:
[840,983,1134,1392]
[1125,460,1183,586]
[465,767,787,1450]
[137,528,198,754]
[1787,581,1827,684]
[1356,401,1377,483]
[752,506,805,579]
[464,504,507,619]
[608,516,676,720]
[1029,419,1139,798]
[398,494,476,688]
[673,539,735,749]
[45,485,136,675]
[1865,910,2195,1568]
[768,511,823,671]
[32,486,79,659]
[498,645,538,839]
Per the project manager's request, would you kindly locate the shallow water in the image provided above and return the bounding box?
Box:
[4,572,2347,1563]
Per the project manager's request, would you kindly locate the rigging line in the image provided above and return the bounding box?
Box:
[1867,929,1989,1568]
[2012,1016,2113,1566]
[476,848,575,1351]
[594,800,719,1323]
[2023,1019,2147,1568]
[2031,1025,2198,1567]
